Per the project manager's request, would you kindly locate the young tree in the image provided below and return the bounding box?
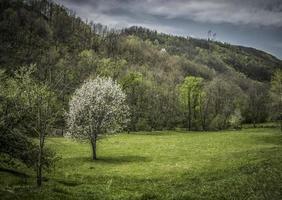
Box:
[203,77,246,130]
[270,70,282,131]
[3,65,59,187]
[229,109,243,129]
[245,81,269,127]
[178,76,204,130]
[16,66,59,186]
[198,90,209,131]
[67,77,130,160]
[96,58,127,80]
[120,72,144,132]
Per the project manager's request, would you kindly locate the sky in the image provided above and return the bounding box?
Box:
[56,0,282,59]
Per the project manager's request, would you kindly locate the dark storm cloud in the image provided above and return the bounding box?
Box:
[57,0,282,27]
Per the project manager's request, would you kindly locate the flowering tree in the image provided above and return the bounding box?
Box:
[67,77,130,160]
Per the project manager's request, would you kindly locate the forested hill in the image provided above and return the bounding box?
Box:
[122,26,282,82]
[0,0,281,131]
[1,0,281,82]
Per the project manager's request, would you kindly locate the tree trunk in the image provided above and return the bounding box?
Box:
[253,120,256,128]
[188,96,191,131]
[36,104,44,187]
[37,137,44,187]
[36,157,42,187]
[90,135,97,160]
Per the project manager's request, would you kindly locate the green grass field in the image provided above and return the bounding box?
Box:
[1,128,282,200]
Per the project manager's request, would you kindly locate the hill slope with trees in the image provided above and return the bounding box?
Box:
[1,0,282,133]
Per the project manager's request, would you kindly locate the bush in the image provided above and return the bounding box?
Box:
[229,109,243,129]
[136,118,151,131]
[209,115,225,130]
[0,131,58,171]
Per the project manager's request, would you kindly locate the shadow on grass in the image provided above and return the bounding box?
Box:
[0,168,29,178]
[250,133,282,146]
[176,151,282,200]
[56,179,82,187]
[96,155,151,164]
[63,155,151,165]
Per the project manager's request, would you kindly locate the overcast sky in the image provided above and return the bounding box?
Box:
[56,0,282,59]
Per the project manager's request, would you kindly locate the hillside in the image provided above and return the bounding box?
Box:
[122,26,282,82]
[1,0,281,81]
[0,0,281,131]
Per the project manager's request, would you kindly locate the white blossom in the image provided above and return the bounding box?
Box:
[66,76,130,140]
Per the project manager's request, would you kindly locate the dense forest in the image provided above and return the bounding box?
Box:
[1,0,281,133]
[1,0,282,196]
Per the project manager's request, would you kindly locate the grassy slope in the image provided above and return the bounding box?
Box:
[1,128,282,200]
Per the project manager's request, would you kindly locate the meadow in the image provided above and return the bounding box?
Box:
[1,128,282,200]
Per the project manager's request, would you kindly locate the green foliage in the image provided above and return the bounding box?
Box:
[244,81,269,126]
[229,109,243,129]
[270,69,282,130]
[7,65,61,135]
[96,58,127,79]
[202,77,247,130]
[135,118,151,131]
[0,65,60,186]
[78,50,97,73]
[178,76,204,130]
[0,0,281,134]
[123,26,282,82]
[0,131,57,171]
